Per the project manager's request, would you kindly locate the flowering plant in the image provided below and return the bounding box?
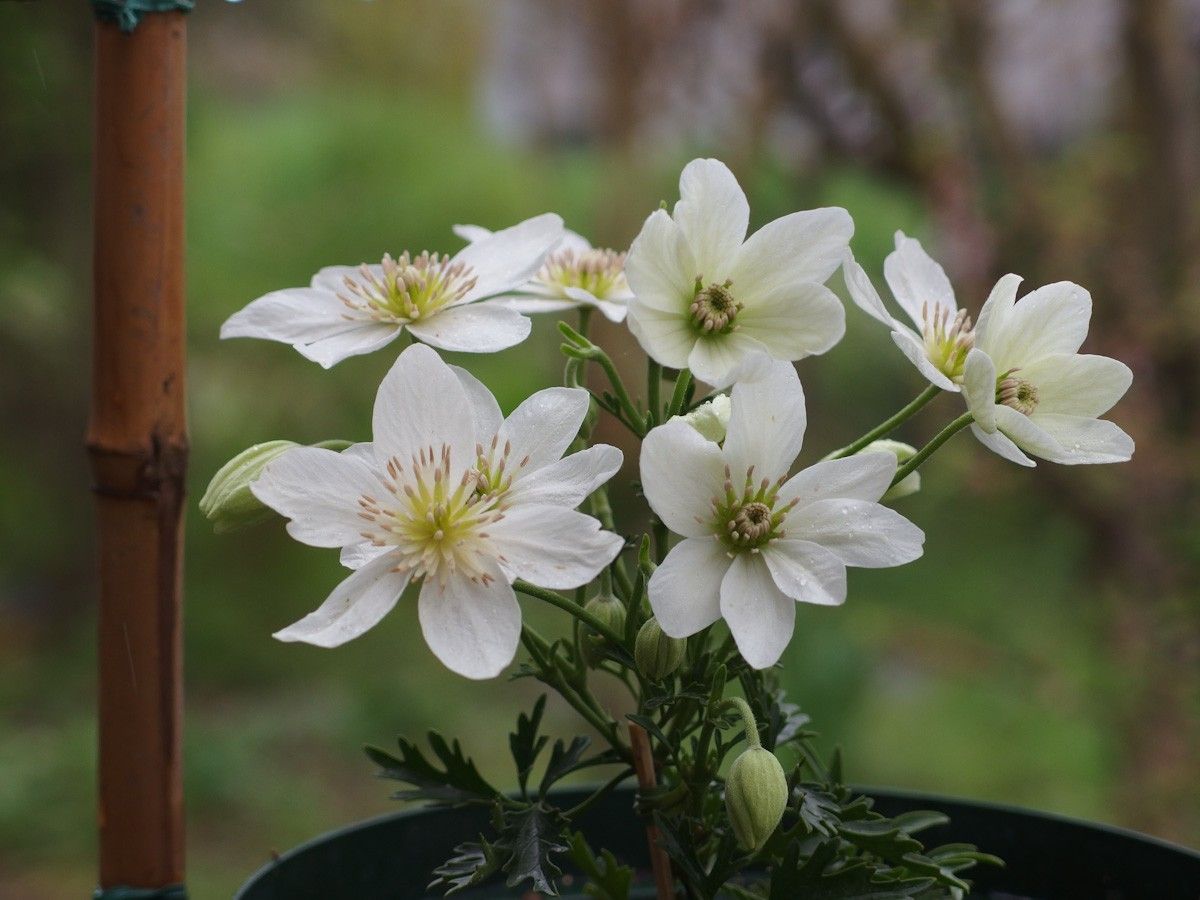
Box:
[205,159,1132,898]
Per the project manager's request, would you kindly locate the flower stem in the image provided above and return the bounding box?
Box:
[890,412,974,486]
[515,581,627,647]
[666,369,693,418]
[718,697,762,749]
[563,767,634,818]
[647,360,662,428]
[827,384,942,459]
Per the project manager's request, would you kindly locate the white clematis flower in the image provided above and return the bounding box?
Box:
[672,394,732,443]
[454,224,632,322]
[220,214,564,367]
[251,343,624,679]
[843,231,978,390]
[960,277,1134,466]
[639,360,924,669]
[624,158,853,388]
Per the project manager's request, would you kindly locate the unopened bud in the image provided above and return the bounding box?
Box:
[634,617,686,681]
[865,439,921,501]
[725,746,788,853]
[200,440,298,533]
[581,596,626,667]
[672,394,731,443]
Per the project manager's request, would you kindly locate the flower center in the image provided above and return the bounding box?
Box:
[356,443,501,585]
[538,248,628,299]
[469,434,532,504]
[690,277,742,335]
[338,252,478,323]
[920,303,975,382]
[996,372,1039,415]
[709,465,797,552]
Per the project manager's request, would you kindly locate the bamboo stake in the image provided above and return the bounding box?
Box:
[89,11,188,892]
[628,723,676,900]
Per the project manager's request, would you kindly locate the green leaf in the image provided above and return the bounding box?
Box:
[365,732,498,807]
[504,804,568,895]
[428,837,503,895]
[539,736,591,795]
[510,695,550,798]
[769,841,937,900]
[565,832,633,900]
[889,810,950,835]
[837,819,924,861]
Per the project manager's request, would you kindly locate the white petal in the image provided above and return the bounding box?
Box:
[687,332,772,389]
[891,329,959,392]
[973,273,1023,346]
[490,505,623,589]
[449,364,503,440]
[1027,414,1134,464]
[499,387,589,473]
[558,229,594,254]
[250,446,388,548]
[777,453,896,510]
[418,564,521,679]
[484,295,583,315]
[294,324,403,368]
[723,360,806,482]
[982,281,1091,373]
[627,303,695,370]
[625,208,695,313]
[994,405,1064,462]
[736,282,846,361]
[970,422,1035,466]
[452,224,493,244]
[791,498,925,568]
[843,252,898,328]
[310,264,383,294]
[761,539,847,606]
[720,553,795,669]
[340,541,390,570]
[561,286,628,323]
[508,444,623,508]
[962,348,998,432]
[273,551,410,648]
[673,158,749,280]
[648,537,729,637]
[1020,354,1133,417]
[730,207,854,299]
[640,418,727,538]
[883,232,956,328]
[455,213,564,301]
[372,344,475,477]
[405,303,531,353]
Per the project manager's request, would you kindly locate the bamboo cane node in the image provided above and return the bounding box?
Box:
[92,1,194,34]
[87,440,189,501]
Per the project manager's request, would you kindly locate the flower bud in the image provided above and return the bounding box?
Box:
[199,440,298,533]
[581,595,626,667]
[865,439,922,501]
[725,746,788,853]
[672,394,731,443]
[634,617,686,681]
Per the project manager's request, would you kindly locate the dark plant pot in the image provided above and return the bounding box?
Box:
[236,786,1200,899]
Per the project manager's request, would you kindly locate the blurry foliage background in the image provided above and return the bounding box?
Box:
[1,0,1198,896]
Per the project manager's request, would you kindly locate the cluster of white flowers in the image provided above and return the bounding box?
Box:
[217,158,1133,678]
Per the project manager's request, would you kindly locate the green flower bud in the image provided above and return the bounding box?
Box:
[200,440,299,533]
[725,746,788,853]
[866,439,922,501]
[581,596,626,667]
[634,617,686,681]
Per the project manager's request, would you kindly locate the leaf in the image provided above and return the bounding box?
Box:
[769,841,937,900]
[510,695,550,798]
[565,832,633,900]
[889,810,950,835]
[795,787,843,836]
[539,735,591,795]
[837,819,924,861]
[626,713,673,750]
[504,804,568,895]
[365,732,498,807]
[428,838,503,895]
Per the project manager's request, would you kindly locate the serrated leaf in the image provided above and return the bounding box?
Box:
[510,695,550,798]
[565,832,633,900]
[770,841,937,900]
[365,732,497,807]
[428,838,502,895]
[625,713,672,749]
[504,804,567,895]
[539,736,592,795]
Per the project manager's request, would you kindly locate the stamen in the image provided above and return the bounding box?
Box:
[689,279,742,334]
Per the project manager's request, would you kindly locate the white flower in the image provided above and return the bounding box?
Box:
[639,360,924,669]
[671,394,731,443]
[220,214,564,367]
[624,158,853,388]
[843,231,977,390]
[453,224,632,323]
[862,440,921,501]
[960,277,1134,466]
[251,343,624,679]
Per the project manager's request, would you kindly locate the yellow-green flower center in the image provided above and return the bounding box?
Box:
[711,465,796,551]
[922,303,975,382]
[996,372,1039,415]
[690,277,742,335]
[338,252,478,323]
[538,248,628,299]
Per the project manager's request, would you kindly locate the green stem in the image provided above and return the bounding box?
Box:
[563,767,634,818]
[595,350,645,437]
[577,306,593,341]
[666,369,693,418]
[647,360,662,429]
[827,384,942,459]
[515,581,627,648]
[890,412,974,486]
[718,697,762,749]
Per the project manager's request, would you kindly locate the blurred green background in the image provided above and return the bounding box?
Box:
[2,1,1198,896]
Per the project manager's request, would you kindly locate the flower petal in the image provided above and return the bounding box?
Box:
[490,504,623,589]
[452,223,493,243]
[962,348,998,432]
[777,453,896,511]
[484,295,582,315]
[731,207,854,299]
[1027,413,1134,464]
[1020,354,1133,418]
[970,422,1035,466]
[790,498,925,568]
[735,282,846,361]
[843,252,899,328]
[449,364,504,441]
[993,405,1064,462]
[891,329,959,392]
[982,281,1092,372]
[508,444,623,508]
[293,324,404,369]
[883,232,956,328]
[687,332,772,389]
[372,344,476,477]
[499,386,589,473]
[761,539,847,606]
[625,208,695,313]
[627,303,696,370]
[310,264,383,294]
[418,564,521,679]
[273,551,410,648]
[251,446,389,548]
[973,273,1023,346]
[405,303,531,353]
[454,213,564,301]
[640,418,727,537]
[340,541,390,570]
[648,536,729,637]
[562,286,629,323]
[722,359,806,482]
[673,158,749,280]
[720,553,795,669]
